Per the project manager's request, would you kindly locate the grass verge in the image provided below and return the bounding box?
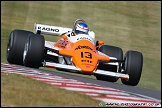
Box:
[1,72,101,107]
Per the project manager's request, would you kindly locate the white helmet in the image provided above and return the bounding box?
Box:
[73,19,89,35]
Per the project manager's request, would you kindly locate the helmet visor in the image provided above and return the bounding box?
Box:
[75,30,87,35]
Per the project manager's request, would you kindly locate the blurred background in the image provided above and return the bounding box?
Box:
[1,1,161,91]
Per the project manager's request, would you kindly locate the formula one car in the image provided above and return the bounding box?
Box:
[6,19,143,86]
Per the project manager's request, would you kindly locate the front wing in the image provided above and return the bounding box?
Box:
[44,62,129,81]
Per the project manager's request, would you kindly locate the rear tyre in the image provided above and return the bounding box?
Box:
[95,45,123,82]
[23,34,45,68]
[6,29,33,65]
[121,50,143,86]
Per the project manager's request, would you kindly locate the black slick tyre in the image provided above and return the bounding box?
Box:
[23,34,45,68]
[6,29,33,65]
[121,50,143,86]
[95,45,123,82]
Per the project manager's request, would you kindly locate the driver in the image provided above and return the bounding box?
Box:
[59,19,94,48]
[73,21,89,35]
[61,19,89,37]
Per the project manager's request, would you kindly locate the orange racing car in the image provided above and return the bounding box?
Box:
[6,19,143,86]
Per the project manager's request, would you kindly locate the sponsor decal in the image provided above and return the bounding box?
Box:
[81,59,92,63]
[38,26,59,32]
[58,39,68,47]
[77,37,93,42]
[82,63,94,66]
[75,45,96,53]
[86,65,90,68]
[75,45,92,50]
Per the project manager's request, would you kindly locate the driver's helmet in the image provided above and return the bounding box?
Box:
[74,22,89,35]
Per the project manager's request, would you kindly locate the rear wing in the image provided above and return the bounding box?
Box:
[34,23,95,39]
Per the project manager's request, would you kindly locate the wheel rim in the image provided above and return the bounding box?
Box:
[23,40,29,63]
[6,42,10,58]
[6,36,12,59]
[124,56,128,73]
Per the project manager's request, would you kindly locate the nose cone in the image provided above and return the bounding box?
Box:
[72,50,98,74]
[72,40,98,74]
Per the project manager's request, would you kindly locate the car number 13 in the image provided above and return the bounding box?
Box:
[80,52,92,59]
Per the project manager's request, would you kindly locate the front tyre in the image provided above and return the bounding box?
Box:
[6,29,33,65]
[23,34,45,68]
[121,50,143,86]
[95,45,123,82]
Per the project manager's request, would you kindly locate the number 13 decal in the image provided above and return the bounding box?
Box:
[81,52,92,59]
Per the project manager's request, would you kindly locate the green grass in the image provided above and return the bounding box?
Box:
[1,1,161,105]
[1,72,101,107]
